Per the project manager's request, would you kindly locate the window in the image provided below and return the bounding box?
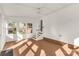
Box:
[8,22,33,34]
[19,23,27,34]
[8,22,16,34]
[27,23,32,33]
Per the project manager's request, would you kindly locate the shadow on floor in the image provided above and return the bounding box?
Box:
[12,39,79,56]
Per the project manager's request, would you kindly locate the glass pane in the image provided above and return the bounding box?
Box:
[27,23,32,33]
[19,23,27,34]
[8,22,16,34]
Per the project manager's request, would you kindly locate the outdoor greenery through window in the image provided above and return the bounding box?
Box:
[8,22,16,34]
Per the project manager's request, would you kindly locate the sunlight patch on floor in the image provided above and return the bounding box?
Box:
[7,39,28,49]
[27,41,32,46]
[19,44,28,54]
[40,49,46,56]
[55,49,65,56]
[76,48,79,52]
[62,44,72,54]
[73,52,78,56]
[25,50,34,56]
[31,44,38,52]
[74,45,79,49]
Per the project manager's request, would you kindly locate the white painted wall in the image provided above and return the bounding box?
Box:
[0,14,6,51]
[43,4,79,45]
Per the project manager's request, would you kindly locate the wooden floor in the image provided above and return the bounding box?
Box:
[3,38,79,56]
